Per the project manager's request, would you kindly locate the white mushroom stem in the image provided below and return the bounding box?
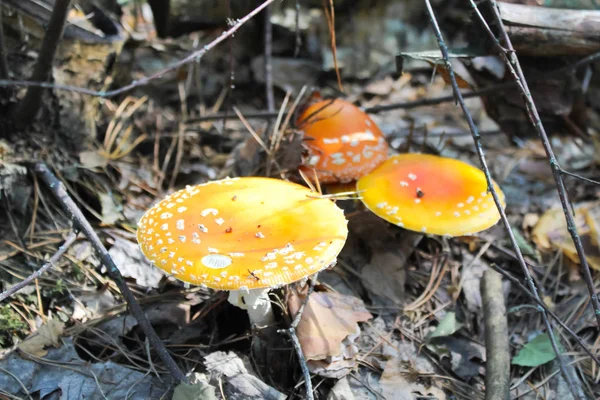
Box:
[228,288,275,328]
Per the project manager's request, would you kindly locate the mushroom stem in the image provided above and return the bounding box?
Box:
[228,288,275,327]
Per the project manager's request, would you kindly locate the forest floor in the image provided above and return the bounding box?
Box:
[0,0,599,399]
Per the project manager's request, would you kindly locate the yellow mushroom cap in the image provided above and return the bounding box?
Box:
[136,177,348,290]
[356,153,505,236]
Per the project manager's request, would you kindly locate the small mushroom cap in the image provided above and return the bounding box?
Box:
[297,98,388,184]
[136,177,348,290]
[356,153,505,236]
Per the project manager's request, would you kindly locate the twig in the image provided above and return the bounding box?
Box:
[423,2,584,399]
[33,163,187,383]
[264,4,275,112]
[323,0,343,93]
[560,168,600,186]
[294,0,301,57]
[14,0,72,124]
[481,270,509,400]
[0,0,274,99]
[0,231,77,302]
[278,273,319,400]
[473,0,600,335]
[0,0,9,79]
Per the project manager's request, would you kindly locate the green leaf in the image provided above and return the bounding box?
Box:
[512,333,558,367]
[511,228,536,257]
[427,312,463,341]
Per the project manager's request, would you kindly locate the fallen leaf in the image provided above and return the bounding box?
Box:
[327,377,355,400]
[72,288,117,321]
[288,290,373,361]
[17,320,64,357]
[512,332,558,367]
[173,373,217,400]
[532,202,600,270]
[426,312,463,341]
[99,193,123,225]
[2,338,168,399]
[79,150,108,169]
[204,351,286,400]
[108,237,165,288]
[380,357,447,400]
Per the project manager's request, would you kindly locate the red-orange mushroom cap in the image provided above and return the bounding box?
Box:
[356,153,505,236]
[136,177,348,291]
[297,98,388,184]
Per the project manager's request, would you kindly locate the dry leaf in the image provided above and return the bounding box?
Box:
[532,202,600,270]
[17,320,64,357]
[288,290,373,361]
[380,357,447,400]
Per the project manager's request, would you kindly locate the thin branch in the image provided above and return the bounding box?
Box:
[0,0,9,79]
[278,273,319,400]
[482,270,510,400]
[33,163,187,383]
[0,231,77,302]
[294,0,301,57]
[472,0,600,334]
[14,0,72,123]
[560,168,600,186]
[0,0,274,99]
[264,4,275,112]
[423,2,584,399]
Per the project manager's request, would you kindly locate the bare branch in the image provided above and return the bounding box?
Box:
[33,163,187,383]
[423,1,585,398]
[0,231,77,302]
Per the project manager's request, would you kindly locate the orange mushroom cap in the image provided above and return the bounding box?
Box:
[136,177,348,290]
[356,153,505,236]
[297,98,388,184]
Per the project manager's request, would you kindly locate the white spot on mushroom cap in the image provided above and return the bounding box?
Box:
[408,173,417,181]
[201,254,232,269]
[201,208,218,217]
[177,219,185,230]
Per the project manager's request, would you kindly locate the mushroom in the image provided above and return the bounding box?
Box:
[136,177,348,328]
[296,97,388,184]
[356,153,505,236]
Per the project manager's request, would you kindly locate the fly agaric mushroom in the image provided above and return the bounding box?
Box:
[297,98,388,184]
[356,153,505,236]
[136,177,348,327]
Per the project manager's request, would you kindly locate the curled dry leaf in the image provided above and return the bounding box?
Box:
[288,289,373,362]
[16,320,65,357]
[532,201,600,271]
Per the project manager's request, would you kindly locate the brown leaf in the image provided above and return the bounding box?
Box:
[17,320,64,357]
[288,290,372,361]
[532,201,600,270]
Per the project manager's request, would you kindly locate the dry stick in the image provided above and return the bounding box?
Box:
[560,169,600,186]
[0,0,9,79]
[481,270,510,400]
[0,231,77,302]
[422,2,584,399]
[0,0,274,99]
[33,163,187,383]
[14,0,72,123]
[472,0,600,332]
[264,4,275,113]
[184,48,600,123]
[293,0,302,57]
[278,273,319,400]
